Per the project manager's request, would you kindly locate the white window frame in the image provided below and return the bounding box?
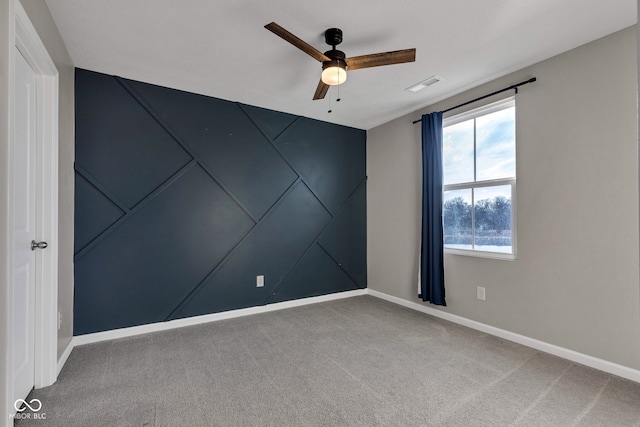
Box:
[442,97,517,261]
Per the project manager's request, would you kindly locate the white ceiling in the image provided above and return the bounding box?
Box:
[45,0,637,130]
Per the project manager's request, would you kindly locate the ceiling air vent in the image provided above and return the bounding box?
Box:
[406,75,444,92]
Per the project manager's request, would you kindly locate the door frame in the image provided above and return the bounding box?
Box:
[9,0,59,396]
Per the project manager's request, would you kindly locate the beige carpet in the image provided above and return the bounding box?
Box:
[16,295,640,426]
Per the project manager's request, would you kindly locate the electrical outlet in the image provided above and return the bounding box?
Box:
[256,275,264,288]
[476,286,486,301]
[58,311,62,330]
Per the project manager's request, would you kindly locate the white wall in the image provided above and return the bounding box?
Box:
[368,26,640,370]
[19,0,75,360]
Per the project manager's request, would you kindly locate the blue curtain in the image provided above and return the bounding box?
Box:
[419,112,446,306]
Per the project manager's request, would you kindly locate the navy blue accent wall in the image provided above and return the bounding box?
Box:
[73,69,367,335]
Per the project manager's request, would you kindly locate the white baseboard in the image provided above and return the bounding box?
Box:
[366,288,640,384]
[56,339,74,376]
[70,289,367,348]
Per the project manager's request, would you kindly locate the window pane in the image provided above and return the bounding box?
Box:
[473,185,512,253]
[443,120,474,185]
[476,107,515,181]
[443,189,472,250]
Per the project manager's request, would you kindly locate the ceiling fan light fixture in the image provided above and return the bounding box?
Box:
[321,59,347,86]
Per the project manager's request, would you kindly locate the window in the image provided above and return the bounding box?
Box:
[442,98,516,259]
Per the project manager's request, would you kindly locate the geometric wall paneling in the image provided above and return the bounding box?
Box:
[74,171,125,252]
[274,117,366,215]
[317,180,368,287]
[168,181,332,319]
[239,104,297,141]
[124,79,298,220]
[267,243,360,304]
[74,68,366,335]
[74,165,255,335]
[75,69,193,209]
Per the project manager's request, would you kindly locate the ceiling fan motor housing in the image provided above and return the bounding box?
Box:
[322,49,347,68]
[322,49,347,64]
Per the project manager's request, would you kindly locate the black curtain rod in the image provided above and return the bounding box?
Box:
[412,77,537,124]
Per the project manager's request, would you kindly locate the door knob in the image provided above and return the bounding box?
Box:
[31,240,48,251]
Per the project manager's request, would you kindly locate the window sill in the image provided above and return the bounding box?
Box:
[445,248,517,261]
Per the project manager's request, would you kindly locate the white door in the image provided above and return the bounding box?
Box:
[12,48,38,406]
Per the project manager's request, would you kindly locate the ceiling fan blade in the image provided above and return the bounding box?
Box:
[313,79,330,100]
[346,48,416,71]
[265,22,331,62]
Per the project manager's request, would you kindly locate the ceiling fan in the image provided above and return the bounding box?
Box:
[265,22,416,100]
